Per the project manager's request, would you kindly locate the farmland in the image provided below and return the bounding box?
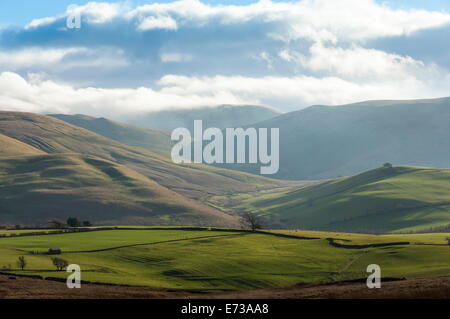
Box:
[207,166,450,232]
[0,228,449,291]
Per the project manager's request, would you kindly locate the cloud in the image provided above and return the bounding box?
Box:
[25,17,58,30]
[1,0,450,113]
[0,72,250,117]
[279,43,435,81]
[160,52,192,63]
[125,0,450,41]
[137,16,178,31]
[1,70,449,119]
[0,47,87,68]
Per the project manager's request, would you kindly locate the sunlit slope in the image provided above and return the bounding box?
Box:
[0,111,282,198]
[0,153,239,226]
[238,166,450,232]
[0,133,44,156]
[50,114,172,155]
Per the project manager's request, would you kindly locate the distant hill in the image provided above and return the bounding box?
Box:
[220,97,450,180]
[50,114,172,155]
[125,105,280,131]
[0,112,281,199]
[237,165,450,233]
[0,152,238,226]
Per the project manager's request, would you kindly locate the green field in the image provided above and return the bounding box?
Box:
[0,229,449,291]
[207,166,450,233]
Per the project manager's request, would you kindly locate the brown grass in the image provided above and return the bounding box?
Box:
[1,274,449,299]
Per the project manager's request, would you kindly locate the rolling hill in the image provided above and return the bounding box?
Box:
[125,104,280,131]
[218,97,450,180]
[0,133,44,156]
[50,114,172,155]
[223,165,450,233]
[0,153,238,226]
[0,111,282,200]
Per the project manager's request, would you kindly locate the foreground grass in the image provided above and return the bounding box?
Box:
[0,229,449,291]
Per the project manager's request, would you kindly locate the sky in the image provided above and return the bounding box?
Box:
[0,0,449,119]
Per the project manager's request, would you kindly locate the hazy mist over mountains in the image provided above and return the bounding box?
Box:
[215,97,450,180]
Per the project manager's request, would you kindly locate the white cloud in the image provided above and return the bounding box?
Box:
[0,72,250,117]
[25,17,58,30]
[69,2,121,24]
[2,0,450,114]
[125,0,450,40]
[1,70,449,119]
[157,74,440,107]
[280,44,433,81]
[0,47,88,68]
[160,52,192,63]
[24,2,121,30]
[0,47,129,72]
[137,16,178,30]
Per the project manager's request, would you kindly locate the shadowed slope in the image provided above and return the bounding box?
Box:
[50,114,172,155]
[233,166,450,232]
[221,97,450,180]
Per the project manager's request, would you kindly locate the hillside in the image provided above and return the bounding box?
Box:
[0,133,44,156]
[125,104,280,131]
[0,111,282,199]
[219,97,450,180]
[0,152,239,226]
[228,165,450,232]
[50,114,172,155]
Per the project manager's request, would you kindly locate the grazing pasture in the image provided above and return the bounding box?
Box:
[0,228,449,291]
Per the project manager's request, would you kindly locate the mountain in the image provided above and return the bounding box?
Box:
[0,111,281,199]
[219,97,450,180]
[0,133,44,156]
[0,152,238,226]
[236,165,450,233]
[125,104,280,131]
[50,114,172,155]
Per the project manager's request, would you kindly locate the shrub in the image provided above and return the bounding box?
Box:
[17,256,27,271]
[52,257,69,271]
[51,257,69,271]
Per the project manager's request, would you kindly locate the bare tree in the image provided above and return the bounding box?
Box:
[240,211,262,231]
[51,257,69,271]
[17,256,27,271]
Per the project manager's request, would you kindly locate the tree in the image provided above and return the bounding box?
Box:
[82,220,92,227]
[48,218,65,229]
[383,162,393,168]
[66,217,81,227]
[51,257,69,271]
[17,256,27,271]
[240,211,262,231]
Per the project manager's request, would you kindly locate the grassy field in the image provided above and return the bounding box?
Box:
[207,166,450,233]
[266,230,450,245]
[0,228,449,291]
